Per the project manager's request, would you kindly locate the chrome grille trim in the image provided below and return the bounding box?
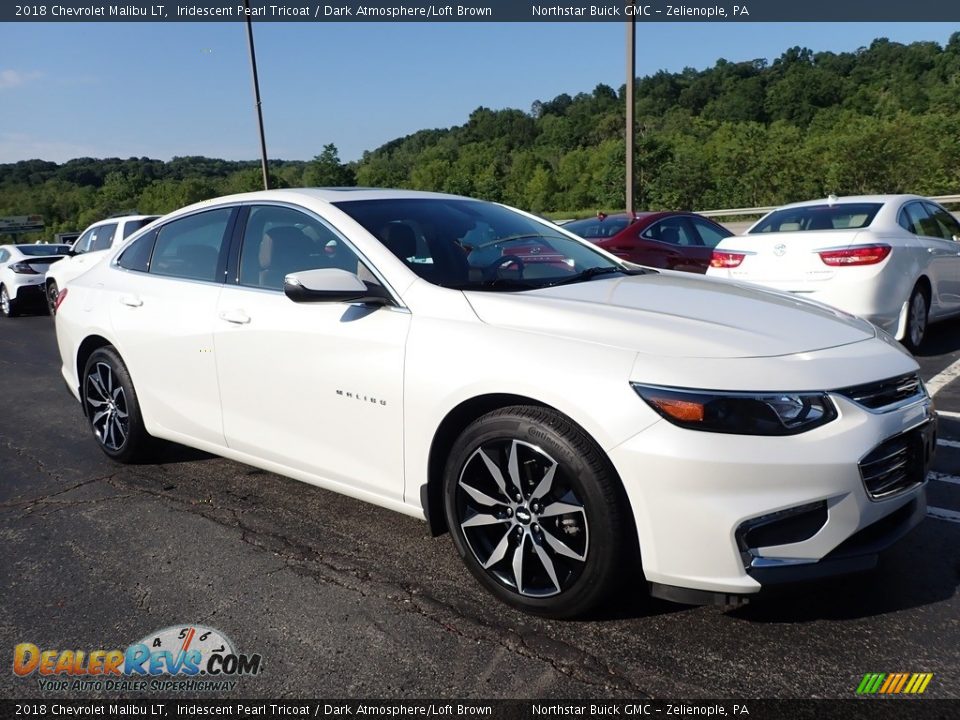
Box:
[858,424,930,500]
[834,373,925,412]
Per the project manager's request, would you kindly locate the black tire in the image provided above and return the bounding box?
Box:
[46,280,59,316]
[82,347,154,463]
[443,406,631,618]
[904,284,929,352]
[0,284,19,318]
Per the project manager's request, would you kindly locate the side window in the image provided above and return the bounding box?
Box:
[897,206,916,233]
[690,217,730,248]
[643,219,699,246]
[924,202,960,241]
[74,228,97,254]
[0,249,8,263]
[90,223,117,252]
[239,205,364,291]
[900,203,930,236]
[150,208,232,282]
[116,229,158,273]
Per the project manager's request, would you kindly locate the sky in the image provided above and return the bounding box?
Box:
[0,21,957,165]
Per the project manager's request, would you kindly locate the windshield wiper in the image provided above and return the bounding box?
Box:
[547,266,645,287]
[447,278,540,292]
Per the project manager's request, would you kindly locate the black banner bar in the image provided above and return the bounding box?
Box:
[3,700,960,720]
[4,1,960,23]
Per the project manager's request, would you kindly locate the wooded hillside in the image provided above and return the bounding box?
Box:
[3,34,959,239]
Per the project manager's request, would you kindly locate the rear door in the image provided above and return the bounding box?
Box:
[108,207,236,446]
[898,200,960,317]
[637,217,710,272]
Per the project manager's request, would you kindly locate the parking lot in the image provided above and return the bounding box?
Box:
[1,312,958,700]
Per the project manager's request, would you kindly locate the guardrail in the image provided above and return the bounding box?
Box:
[699,194,960,218]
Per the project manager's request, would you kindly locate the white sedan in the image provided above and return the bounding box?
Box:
[0,243,71,317]
[707,194,960,349]
[55,189,934,617]
[45,214,159,314]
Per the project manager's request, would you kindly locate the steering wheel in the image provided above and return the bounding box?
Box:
[483,255,526,281]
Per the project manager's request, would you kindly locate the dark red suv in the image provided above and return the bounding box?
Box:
[564,212,733,273]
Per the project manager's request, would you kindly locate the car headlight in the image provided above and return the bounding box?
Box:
[631,383,837,436]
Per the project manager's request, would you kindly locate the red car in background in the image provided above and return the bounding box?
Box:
[563,211,733,273]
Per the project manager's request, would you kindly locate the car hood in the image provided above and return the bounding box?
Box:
[463,272,877,359]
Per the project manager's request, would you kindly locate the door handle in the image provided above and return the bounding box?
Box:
[219,309,251,325]
[120,296,143,307]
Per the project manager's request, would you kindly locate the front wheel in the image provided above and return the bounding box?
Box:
[443,406,632,618]
[82,347,154,463]
[904,285,929,352]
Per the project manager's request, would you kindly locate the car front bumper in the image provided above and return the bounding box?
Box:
[607,392,934,599]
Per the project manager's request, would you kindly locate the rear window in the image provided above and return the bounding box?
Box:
[749,204,882,234]
[123,216,160,238]
[16,245,72,256]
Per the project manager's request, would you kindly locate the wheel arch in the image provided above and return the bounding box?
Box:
[75,335,114,414]
[422,392,637,553]
[915,274,932,305]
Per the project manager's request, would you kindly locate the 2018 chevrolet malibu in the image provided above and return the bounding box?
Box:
[706,194,960,350]
[55,189,935,617]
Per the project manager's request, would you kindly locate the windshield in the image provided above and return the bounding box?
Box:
[333,198,632,291]
[749,203,882,233]
[15,245,71,256]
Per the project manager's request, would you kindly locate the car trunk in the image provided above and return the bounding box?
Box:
[722,230,869,286]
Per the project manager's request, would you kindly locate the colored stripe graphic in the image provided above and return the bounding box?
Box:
[857,672,933,694]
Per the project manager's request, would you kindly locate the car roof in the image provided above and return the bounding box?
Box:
[191,187,473,209]
[778,194,924,209]
[86,214,160,227]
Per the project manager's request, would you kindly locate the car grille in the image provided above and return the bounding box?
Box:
[835,373,923,410]
[859,425,931,500]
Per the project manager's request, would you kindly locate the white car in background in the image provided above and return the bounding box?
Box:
[707,195,960,350]
[45,214,159,314]
[0,243,71,317]
[55,189,934,617]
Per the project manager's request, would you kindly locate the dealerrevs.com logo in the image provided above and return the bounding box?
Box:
[13,625,262,693]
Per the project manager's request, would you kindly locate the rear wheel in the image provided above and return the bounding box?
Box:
[904,285,928,351]
[46,280,59,316]
[443,406,631,618]
[82,347,154,463]
[0,285,19,318]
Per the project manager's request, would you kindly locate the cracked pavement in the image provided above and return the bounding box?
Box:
[1,315,959,699]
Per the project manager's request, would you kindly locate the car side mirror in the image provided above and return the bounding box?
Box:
[283,268,392,305]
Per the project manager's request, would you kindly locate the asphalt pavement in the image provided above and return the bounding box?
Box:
[1,310,958,700]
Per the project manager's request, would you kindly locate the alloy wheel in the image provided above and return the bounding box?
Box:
[47,281,59,315]
[909,291,927,348]
[455,438,589,598]
[85,361,130,451]
[0,288,9,316]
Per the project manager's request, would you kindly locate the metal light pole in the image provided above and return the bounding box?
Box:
[244,0,270,190]
[625,8,636,214]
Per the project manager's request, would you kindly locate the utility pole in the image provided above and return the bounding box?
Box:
[244,0,270,190]
[625,8,636,214]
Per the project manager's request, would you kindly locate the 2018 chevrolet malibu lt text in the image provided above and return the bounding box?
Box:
[55,189,935,617]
